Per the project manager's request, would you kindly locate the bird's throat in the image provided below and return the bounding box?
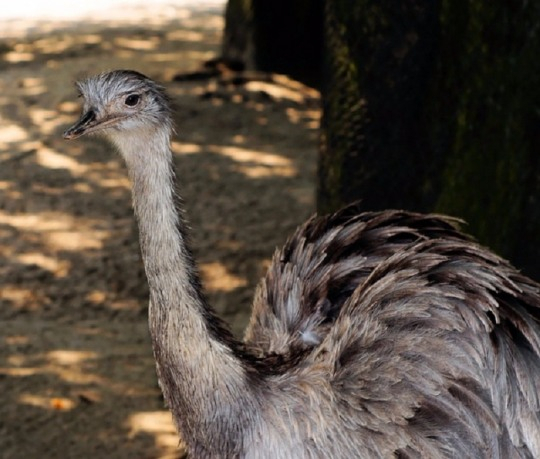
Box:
[122,137,256,449]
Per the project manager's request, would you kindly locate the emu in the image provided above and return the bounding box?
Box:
[64,70,540,458]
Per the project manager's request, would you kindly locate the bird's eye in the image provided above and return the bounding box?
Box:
[125,94,140,106]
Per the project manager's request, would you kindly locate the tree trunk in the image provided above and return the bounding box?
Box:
[221,0,255,68]
[318,0,540,280]
[318,0,440,214]
[221,0,323,87]
[428,0,540,280]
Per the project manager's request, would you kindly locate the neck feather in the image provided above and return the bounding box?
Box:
[113,126,259,452]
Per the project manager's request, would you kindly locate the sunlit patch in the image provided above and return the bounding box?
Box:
[47,350,98,365]
[272,73,320,97]
[0,211,108,251]
[182,13,224,31]
[127,411,181,451]
[244,81,306,104]
[166,29,205,42]
[18,77,47,96]
[208,145,291,167]
[51,397,74,410]
[171,141,202,155]
[109,299,142,311]
[85,290,107,305]
[57,100,81,114]
[0,366,37,377]
[0,286,37,305]
[0,180,23,200]
[114,36,160,51]
[208,145,297,178]
[46,230,105,250]
[200,261,247,292]
[85,173,130,190]
[73,182,93,193]
[16,252,70,277]
[28,107,71,135]
[145,49,216,63]
[3,50,35,63]
[0,125,28,143]
[36,146,87,173]
[232,134,246,144]
[18,393,76,411]
[0,211,66,231]
[285,107,320,129]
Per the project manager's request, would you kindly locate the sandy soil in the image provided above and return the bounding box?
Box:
[0,5,320,458]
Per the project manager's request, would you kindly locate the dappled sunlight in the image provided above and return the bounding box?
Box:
[3,347,101,386]
[245,80,307,103]
[0,211,74,231]
[29,107,71,135]
[85,172,131,190]
[172,141,299,177]
[1,286,39,308]
[47,349,98,365]
[114,36,161,51]
[145,49,217,64]
[0,124,29,143]
[200,261,247,292]
[19,393,75,411]
[2,332,155,391]
[167,29,206,42]
[47,229,106,251]
[127,411,181,452]
[0,181,23,201]
[0,2,319,456]
[286,107,320,129]
[36,146,88,173]
[18,76,48,96]
[0,210,110,251]
[171,141,202,155]
[16,252,70,277]
[208,144,297,178]
[3,49,35,63]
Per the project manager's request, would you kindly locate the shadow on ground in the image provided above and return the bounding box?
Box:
[0,6,320,458]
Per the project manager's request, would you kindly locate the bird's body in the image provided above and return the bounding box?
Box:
[64,70,540,458]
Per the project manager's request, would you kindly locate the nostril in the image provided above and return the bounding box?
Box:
[63,109,97,139]
[80,110,96,124]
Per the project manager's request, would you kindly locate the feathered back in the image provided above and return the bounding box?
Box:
[247,204,470,354]
[246,204,540,457]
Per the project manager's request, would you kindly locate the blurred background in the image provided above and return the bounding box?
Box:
[0,1,538,458]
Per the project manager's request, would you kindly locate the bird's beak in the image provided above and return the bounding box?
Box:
[63,110,98,140]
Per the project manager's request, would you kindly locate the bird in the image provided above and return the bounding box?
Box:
[64,70,540,458]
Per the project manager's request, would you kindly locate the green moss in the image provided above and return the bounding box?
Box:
[317,0,539,277]
[431,0,540,276]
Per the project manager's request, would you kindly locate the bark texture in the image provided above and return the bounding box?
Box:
[318,0,540,279]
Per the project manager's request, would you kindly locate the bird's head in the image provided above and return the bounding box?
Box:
[63,70,172,143]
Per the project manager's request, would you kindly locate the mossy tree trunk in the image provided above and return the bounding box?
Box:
[318,0,440,213]
[318,0,540,279]
[428,0,540,279]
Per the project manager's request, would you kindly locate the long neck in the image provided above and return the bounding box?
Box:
[116,128,260,453]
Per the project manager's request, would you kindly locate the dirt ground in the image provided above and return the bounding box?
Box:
[0,5,320,458]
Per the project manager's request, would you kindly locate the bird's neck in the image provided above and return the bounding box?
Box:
[116,129,258,451]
